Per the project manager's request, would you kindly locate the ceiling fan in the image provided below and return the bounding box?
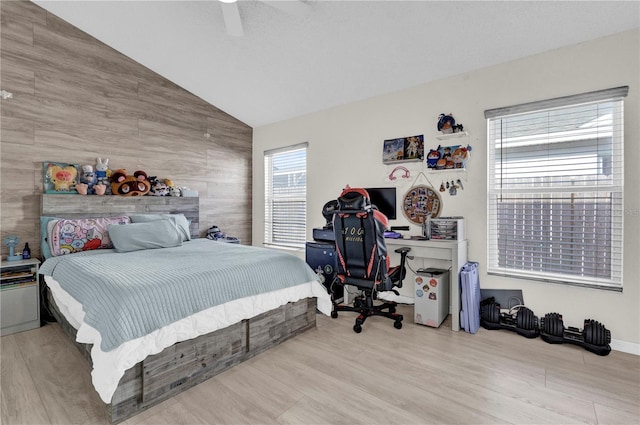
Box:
[219,0,310,37]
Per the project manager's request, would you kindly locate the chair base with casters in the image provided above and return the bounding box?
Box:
[331,246,411,333]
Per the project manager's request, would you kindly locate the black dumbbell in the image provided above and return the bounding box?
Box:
[583,319,611,347]
[481,300,501,324]
[542,312,565,337]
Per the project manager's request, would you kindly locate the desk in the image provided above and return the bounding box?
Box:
[386,239,468,332]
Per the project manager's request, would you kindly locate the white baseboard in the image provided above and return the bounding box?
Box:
[373,298,640,356]
[610,339,640,355]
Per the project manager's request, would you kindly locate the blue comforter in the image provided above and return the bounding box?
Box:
[40,240,318,351]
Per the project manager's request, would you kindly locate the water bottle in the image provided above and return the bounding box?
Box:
[423,215,431,240]
[22,242,31,259]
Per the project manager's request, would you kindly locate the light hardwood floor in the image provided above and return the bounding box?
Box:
[1,304,639,425]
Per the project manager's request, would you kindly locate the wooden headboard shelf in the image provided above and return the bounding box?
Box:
[41,195,200,238]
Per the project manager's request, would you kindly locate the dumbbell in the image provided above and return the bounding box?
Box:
[540,312,611,356]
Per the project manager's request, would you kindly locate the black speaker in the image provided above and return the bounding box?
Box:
[305,241,342,301]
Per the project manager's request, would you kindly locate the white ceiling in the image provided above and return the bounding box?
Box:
[33,1,640,128]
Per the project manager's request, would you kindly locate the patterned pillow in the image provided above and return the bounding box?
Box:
[48,216,131,256]
[40,216,61,260]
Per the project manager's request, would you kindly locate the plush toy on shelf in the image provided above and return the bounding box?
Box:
[147,176,171,196]
[452,146,471,168]
[110,169,151,196]
[80,165,97,194]
[426,146,441,169]
[437,113,456,134]
[164,179,182,196]
[95,158,112,195]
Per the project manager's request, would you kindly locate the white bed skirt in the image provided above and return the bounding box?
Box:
[45,276,331,403]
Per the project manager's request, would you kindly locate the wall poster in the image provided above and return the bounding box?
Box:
[383,135,424,164]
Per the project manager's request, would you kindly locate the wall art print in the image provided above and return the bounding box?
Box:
[383,134,424,164]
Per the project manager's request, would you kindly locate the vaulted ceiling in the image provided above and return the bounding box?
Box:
[33,1,640,127]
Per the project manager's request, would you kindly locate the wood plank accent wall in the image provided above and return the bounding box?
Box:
[0,0,253,258]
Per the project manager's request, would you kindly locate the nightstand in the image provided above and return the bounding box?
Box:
[1,258,41,336]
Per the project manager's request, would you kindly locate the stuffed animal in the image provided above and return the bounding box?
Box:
[80,165,97,194]
[110,169,151,196]
[426,146,441,169]
[452,146,470,169]
[95,158,112,195]
[206,225,225,240]
[147,176,170,196]
[47,163,78,192]
[96,158,109,178]
[164,179,181,197]
[437,113,455,134]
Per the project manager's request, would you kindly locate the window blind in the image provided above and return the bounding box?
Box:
[487,87,627,290]
[264,143,308,248]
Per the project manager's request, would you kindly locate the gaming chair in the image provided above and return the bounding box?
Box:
[330,187,411,333]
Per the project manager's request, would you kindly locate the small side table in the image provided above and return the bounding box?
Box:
[1,258,41,336]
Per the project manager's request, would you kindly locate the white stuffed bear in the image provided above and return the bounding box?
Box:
[95,158,111,195]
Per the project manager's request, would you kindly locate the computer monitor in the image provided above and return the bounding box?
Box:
[364,187,397,220]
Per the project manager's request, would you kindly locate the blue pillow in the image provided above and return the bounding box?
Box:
[40,216,60,260]
[108,220,183,253]
[129,214,192,241]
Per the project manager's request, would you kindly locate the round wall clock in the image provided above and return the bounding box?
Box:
[402,184,442,224]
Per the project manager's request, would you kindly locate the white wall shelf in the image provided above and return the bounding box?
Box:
[426,168,467,174]
[428,130,471,175]
[436,131,468,141]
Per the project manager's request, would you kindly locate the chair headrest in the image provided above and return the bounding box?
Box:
[322,199,339,222]
[337,188,371,211]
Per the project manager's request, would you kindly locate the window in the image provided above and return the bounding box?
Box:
[264,143,307,248]
[486,87,627,290]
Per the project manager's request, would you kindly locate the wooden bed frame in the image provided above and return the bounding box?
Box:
[41,194,319,423]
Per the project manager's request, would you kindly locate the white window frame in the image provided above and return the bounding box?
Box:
[486,87,627,291]
[264,142,308,249]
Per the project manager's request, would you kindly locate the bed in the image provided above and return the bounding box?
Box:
[39,194,331,423]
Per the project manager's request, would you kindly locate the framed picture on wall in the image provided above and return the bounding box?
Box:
[383,134,424,164]
[43,161,80,194]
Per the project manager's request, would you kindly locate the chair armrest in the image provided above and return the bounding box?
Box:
[392,247,411,289]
